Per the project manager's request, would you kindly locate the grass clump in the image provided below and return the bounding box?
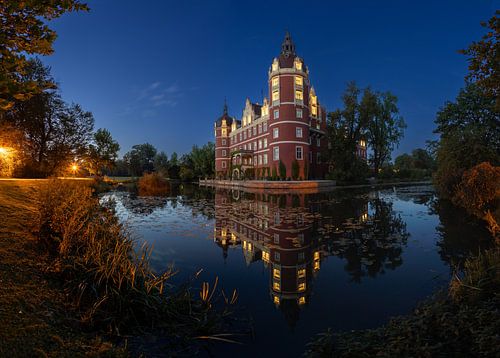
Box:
[138,172,170,196]
[37,179,238,352]
[304,247,500,358]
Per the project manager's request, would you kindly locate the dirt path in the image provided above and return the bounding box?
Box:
[0,180,121,357]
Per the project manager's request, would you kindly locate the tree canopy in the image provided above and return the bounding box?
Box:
[0,1,88,111]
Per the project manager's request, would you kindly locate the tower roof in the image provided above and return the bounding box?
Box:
[281,31,296,58]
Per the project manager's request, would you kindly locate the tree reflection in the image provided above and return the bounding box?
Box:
[212,189,410,325]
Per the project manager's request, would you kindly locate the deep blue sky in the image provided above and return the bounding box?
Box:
[44,0,498,158]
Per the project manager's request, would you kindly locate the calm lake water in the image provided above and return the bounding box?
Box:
[101,184,490,357]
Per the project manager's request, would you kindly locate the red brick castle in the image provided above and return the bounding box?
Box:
[214,32,366,180]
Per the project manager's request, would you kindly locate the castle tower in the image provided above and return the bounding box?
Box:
[214,101,233,179]
[268,32,312,179]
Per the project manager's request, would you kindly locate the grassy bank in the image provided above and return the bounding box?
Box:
[0,179,125,356]
[0,179,239,356]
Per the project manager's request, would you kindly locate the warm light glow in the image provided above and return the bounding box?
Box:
[314,251,320,260]
[298,296,306,305]
[273,295,280,305]
[0,147,8,155]
[273,268,281,279]
[273,281,280,291]
[71,164,78,172]
[298,268,306,279]
[298,282,306,292]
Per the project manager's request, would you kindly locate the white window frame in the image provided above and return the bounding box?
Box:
[296,108,302,118]
[296,146,303,160]
[263,153,268,165]
[222,149,226,156]
[296,127,303,138]
[274,109,279,119]
[273,147,279,161]
[273,128,279,139]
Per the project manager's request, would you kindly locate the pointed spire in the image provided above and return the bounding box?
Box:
[281,30,296,58]
[223,97,228,115]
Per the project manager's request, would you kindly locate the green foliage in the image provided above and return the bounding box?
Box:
[123,143,157,177]
[460,10,500,111]
[366,91,406,174]
[292,159,299,180]
[0,1,88,111]
[394,148,435,179]
[182,142,215,179]
[244,167,255,180]
[278,160,286,180]
[179,166,195,182]
[271,166,278,180]
[153,151,169,177]
[433,83,499,198]
[86,128,120,176]
[324,82,405,181]
[4,59,94,177]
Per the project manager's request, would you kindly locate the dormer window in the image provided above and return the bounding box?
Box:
[295,58,302,71]
[272,59,279,72]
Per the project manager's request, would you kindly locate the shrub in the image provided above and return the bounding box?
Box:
[138,172,170,196]
[278,160,286,180]
[179,166,195,182]
[271,166,278,180]
[452,162,500,238]
[292,160,299,180]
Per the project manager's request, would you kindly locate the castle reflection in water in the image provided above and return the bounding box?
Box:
[212,188,409,322]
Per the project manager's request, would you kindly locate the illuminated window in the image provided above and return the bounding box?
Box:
[264,138,268,148]
[262,251,270,262]
[298,296,306,305]
[298,282,306,292]
[258,140,262,149]
[273,281,280,291]
[222,128,227,136]
[273,268,281,279]
[272,90,279,102]
[296,127,303,138]
[298,268,306,279]
[295,76,303,86]
[296,146,303,160]
[272,77,279,87]
[252,126,256,136]
[258,155,262,165]
[274,109,279,119]
[314,251,320,260]
[273,147,279,161]
[263,122,268,132]
[296,108,302,118]
[274,295,280,304]
[244,131,247,140]
[263,154,268,165]
[295,90,303,101]
[273,128,279,139]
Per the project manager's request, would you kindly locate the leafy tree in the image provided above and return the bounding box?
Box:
[86,128,120,176]
[278,160,286,180]
[123,143,157,176]
[411,148,435,170]
[394,153,414,171]
[4,59,94,176]
[179,166,194,181]
[367,92,406,175]
[166,152,179,179]
[0,1,88,111]
[434,83,499,198]
[324,82,372,182]
[153,151,169,177]
[460,11,500,111]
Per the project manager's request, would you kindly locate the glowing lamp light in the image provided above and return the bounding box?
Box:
[71,164,78,171]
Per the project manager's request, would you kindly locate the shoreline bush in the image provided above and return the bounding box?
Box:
[138,172,170,196]
[37,180,238,353]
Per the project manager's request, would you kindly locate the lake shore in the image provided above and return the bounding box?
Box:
[0,179,124,356]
